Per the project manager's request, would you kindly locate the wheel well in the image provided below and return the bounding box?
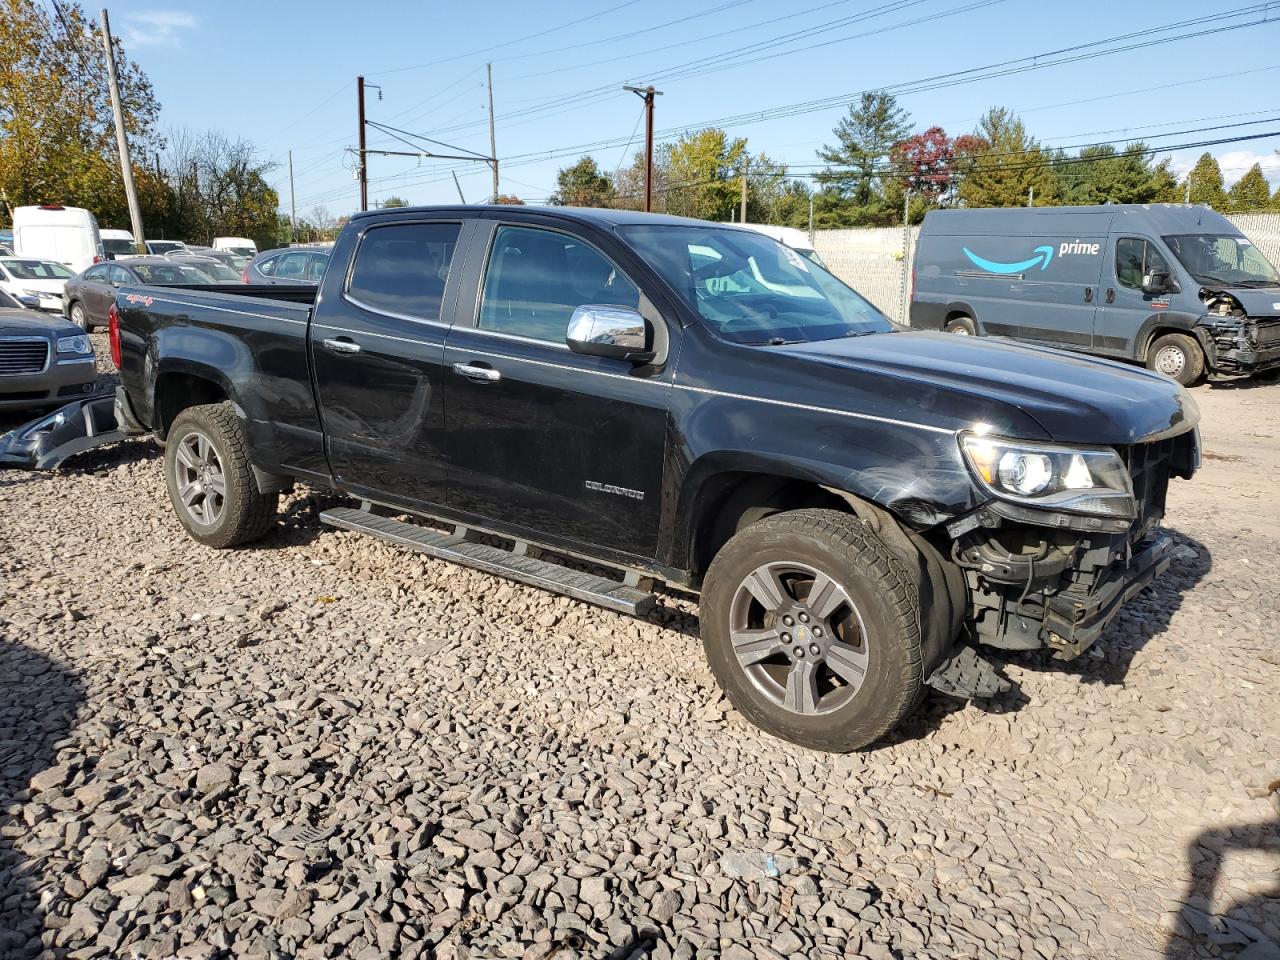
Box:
[945,309,971,322]
[1141,326,1200,361]
[691,473,848,576]
[154,373,228,439]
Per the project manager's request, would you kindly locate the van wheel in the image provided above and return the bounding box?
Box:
[164,402,278,548]
[69,301,90,331]
[944,315,976,335]
[700,509,923,752]
[1146,332,1205,386]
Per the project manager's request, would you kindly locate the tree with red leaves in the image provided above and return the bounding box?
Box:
[890,126,954,203]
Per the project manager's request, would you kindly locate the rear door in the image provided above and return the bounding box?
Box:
[310,217,471,506]
[441,219,672,560]
[78,264,114,323]
[1099,235,1176,357]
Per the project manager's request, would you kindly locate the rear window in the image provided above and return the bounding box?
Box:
[347,223,462,320]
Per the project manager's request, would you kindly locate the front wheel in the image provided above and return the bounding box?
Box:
[1146,332,1205,386]
[700,509,924,752]
[164,402,278,548]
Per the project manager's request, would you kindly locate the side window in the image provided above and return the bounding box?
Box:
[276,252,309,280]
[108,265,131,285]
[478,225,639,343]
[346,222,462,320]
[257,256,277,277]
[83,265,109,282]
[1116,238,1170,290]
[306,253,328,281]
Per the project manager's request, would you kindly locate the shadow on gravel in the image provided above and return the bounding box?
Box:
[56,436,161,475]
[1207,375,1280,392]
[0,637,85,959]
[1163,818,1280,959]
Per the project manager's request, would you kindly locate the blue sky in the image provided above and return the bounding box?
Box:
[106,0,1280,217]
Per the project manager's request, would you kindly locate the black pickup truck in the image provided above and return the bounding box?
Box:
[110,206,1200,751]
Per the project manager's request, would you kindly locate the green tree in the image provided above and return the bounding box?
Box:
[382,195,409,208]
[1060,143,1178,205]
[1186,153,1227,209]
[659,128,747,222]
[1226,163,1272,212]
[954,107,1058,208]
[816,91,911,211]
[549,156,616,207]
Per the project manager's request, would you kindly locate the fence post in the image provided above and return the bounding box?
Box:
[899,190,911,324]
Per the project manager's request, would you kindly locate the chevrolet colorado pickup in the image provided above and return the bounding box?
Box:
[110,206,1200,751]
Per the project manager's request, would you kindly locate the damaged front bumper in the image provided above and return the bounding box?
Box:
[1202,319,1280,375]
[0,387,146,470]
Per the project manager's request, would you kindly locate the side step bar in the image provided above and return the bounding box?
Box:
[319,506,657,617]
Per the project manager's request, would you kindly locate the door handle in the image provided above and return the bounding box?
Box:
[452,362,501,383]
[1106,288,1115,304]
[1084,287,1093,303]
[321,337,361,355]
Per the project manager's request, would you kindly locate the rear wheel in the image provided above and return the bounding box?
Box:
[164,402,277,548]
[1146,332,1205,386]
[700,509,924,752]
[944,315,976,335]
[69,301,90,331]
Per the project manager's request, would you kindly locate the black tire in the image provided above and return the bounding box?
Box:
[164,402,277,548]
[700,508,924,752]
[69,301,91,332]
[944,315,976,335]
[1146,332,1205,386]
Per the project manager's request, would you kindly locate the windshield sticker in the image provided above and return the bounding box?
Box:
[782,247,809,272]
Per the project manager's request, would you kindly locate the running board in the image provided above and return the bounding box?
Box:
[319,506,657,616]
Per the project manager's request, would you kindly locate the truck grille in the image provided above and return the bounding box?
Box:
[1255,319,1280,348]
[0,339,49,376]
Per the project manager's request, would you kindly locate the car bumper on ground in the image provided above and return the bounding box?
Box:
[0,352,97,411]
[1042,532,1174,659]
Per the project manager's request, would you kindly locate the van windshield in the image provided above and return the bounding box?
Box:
[1162,234,1280,288]
[618,224,892,345]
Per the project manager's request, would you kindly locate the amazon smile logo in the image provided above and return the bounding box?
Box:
[963,245,1055,274]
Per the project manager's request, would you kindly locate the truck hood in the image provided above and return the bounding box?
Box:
[0,307,78,337]
[782,330,1199,445]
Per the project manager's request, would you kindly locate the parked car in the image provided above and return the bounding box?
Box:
[166,255,243,284]
[212,236,258,258]
[736,223,826,267]
[13,204,105,274]
[144,240,189,256]
[110,206,1201,751]
[99,228,139,260]
[64,257,218,330]
[0,286,96,411]
[910,204,1280,386]
[0,257,75,312]
[244,246,329,285]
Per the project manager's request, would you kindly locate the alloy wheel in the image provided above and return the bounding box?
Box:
[173,429,226,525]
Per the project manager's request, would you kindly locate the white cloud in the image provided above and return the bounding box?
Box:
[120,10,198,48]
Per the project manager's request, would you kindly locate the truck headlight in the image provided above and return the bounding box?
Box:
[56,335,92,355]
[961,434,1135,518]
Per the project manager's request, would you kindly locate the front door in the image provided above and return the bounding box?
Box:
[1099,235,1176,357]
[442,221,672,560]
[310,218,469,507]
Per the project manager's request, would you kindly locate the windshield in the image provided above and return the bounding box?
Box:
[1162,234,1280,287]
[1,258,74,280]
[227,246,255,257]
[102,238,134,256]
[147,241,184,255]
[619,224,892,345]
[132,263,214,284]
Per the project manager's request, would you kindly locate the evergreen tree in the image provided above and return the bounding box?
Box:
[1186,153,1227,209]
[954,108,1058,208]
[816,92,912,211]
[1060,144,1177,205]
[1226,163,1272,211]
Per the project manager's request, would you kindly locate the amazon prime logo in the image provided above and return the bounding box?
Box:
[962,240,1101,275]
[585,480,644,501]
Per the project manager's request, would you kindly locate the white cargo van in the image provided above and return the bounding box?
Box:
[212,236,257,257]
[12,205,105,275]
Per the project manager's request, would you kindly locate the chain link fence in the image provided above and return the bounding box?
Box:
[812,212,1280,323]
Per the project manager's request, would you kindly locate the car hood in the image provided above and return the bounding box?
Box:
[3,278,66,294]
[0,308,79,337]
[781,330,1199,445]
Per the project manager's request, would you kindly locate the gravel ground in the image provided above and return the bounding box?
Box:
[1,335,1277,960]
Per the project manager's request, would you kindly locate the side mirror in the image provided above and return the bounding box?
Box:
[1142,269,1174,296]
[566,305,654,364]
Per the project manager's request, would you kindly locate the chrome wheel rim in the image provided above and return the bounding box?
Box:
[728,561,869,716]
[1154,344,1185,377]
[174,429,226,525]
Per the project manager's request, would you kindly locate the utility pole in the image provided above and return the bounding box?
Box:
[357,75,368,211]
[1028,186,1034,207]
[740,157,749,223]
[487,63,499,202]
[808,194,814,244]
[101,8,145,253]
[288,150,297,245]
[624,85,662,212]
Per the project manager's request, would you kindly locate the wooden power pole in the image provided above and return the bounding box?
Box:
[288,150,297,244]
[624,85,662,212]
[101,8,145,253]
[740,157,749,223]
[357,75,368,211]
[487,63,499,202]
